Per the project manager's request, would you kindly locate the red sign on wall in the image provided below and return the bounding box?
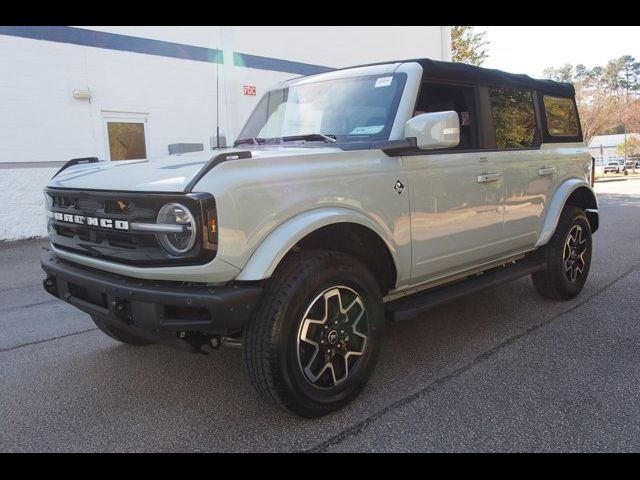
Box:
[243,85,257,96]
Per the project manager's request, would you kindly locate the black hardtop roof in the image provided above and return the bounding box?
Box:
[347,58,575,97]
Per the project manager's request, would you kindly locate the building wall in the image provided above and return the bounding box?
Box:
[0,26,450,240]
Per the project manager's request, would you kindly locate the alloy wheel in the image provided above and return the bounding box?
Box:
[296,286,368,389]
[563,225,588,283]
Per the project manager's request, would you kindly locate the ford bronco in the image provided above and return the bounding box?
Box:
[41,58,598,417]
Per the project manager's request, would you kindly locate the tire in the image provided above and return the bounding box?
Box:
[243,250,384,418]
[532,206,592,300]
[91,315,155,346]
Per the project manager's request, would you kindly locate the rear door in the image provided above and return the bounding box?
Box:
[479,86,553,253]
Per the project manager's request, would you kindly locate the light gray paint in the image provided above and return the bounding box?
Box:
[44,61,597,293]
[536,178,598,247]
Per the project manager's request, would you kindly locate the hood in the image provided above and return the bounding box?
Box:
[48,146,341,192]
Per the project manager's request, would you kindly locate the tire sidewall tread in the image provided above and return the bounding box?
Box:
[243,250,383,418]
[532,206,593,301]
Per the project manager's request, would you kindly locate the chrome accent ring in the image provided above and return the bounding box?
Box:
[130,222,187,233]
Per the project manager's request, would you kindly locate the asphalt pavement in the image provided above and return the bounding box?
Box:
[1,179,639,452]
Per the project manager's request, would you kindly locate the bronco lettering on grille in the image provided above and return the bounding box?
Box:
[52,212,129,231]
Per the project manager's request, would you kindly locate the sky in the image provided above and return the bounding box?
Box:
[476,26,640,78]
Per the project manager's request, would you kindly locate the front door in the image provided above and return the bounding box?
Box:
[405,81,505,283]
[404,151,504,283]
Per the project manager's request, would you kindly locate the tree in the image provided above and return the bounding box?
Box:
[574,64,589,82]
[622,99,640,133]
[542,64,574,83]
[603,57,624,95]
[620,55,640,103]
[588,66,604,90]
[451,26,489,66]
[579,94,620,146]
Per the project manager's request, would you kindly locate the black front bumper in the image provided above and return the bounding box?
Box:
[41,250,262,347]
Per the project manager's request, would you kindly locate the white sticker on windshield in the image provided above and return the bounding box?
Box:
[349,125,384,135]
[375,76,393,88]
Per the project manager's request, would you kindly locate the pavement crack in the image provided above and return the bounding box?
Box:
[0,299,57,314]
[0,328,98,353]
[306,262,640,452]
[0,283,42,295]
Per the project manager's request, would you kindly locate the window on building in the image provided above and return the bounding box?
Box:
[543,95,580,137]
[489,87,538,149]
[103,113,148,161]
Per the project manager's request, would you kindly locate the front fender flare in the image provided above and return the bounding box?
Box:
[235,207,400,282]
[535,178,598,247]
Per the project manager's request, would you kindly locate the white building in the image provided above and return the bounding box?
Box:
[588,133,640,165]
[0,25,451,241]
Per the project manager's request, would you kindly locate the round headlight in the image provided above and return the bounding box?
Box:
[156,203,197,255]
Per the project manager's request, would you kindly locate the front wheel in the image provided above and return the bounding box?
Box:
[243,250,384,417]
[532,206,593,300]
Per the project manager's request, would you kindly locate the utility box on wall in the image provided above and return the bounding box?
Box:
[168,143,204,155]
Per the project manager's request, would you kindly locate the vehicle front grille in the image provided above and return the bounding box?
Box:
[45,188,215,267]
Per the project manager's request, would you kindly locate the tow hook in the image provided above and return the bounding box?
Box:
[111,299,133,324]
[209,336,222,349]
[176,332,240,352]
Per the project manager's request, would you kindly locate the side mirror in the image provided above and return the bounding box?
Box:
[405,111,460,150]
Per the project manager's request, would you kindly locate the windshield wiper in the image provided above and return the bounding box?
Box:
[280,134,337,144]
[234,137,267,146]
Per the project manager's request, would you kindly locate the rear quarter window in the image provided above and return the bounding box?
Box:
[543,95,580,137]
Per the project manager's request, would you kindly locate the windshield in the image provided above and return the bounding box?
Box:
[236,73,406,146]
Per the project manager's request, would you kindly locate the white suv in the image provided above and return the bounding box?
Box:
[42,58,598,417]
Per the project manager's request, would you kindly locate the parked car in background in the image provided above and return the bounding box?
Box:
[625,160,639,170]
[604,160,625,173]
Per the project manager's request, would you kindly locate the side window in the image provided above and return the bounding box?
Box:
[414,83,478,150]
[543,95,580,137]
[489,87,538,149]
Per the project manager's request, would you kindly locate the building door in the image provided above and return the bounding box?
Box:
[102,112,149,161]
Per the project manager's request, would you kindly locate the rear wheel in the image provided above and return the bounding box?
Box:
[243,250,384,417]
[91,315,155,346]
[532,206,592,300]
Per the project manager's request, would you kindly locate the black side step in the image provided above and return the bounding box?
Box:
[385,258,546,322]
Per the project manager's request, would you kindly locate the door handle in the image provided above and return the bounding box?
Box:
[477,173,502,183]
[538,166,556,176]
